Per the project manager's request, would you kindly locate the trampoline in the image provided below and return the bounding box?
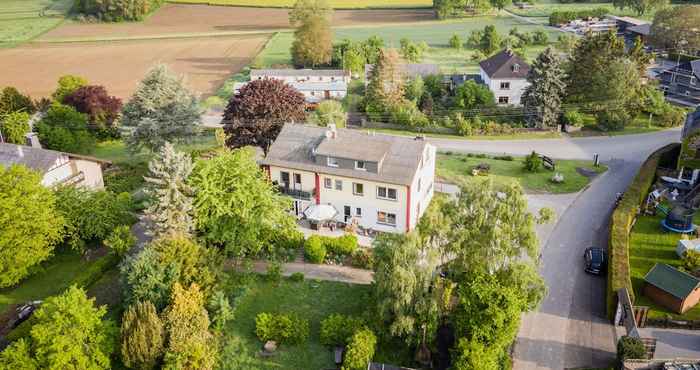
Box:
[661,206,697,233]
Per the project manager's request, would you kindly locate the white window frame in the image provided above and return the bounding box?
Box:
[353,182,364,196]
[377,211,397,226]
[327,157,339,167]
[335,179,343,191]
[498,96,509,104]
[500,81,511,90]
[355,161,366,171]
[377,186,398,201]
[355,207,362,217]
[324,178,332,189]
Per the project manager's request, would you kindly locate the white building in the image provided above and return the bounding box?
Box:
[479,49,531,106]
[0,143,108,189]
[241,69,350,103]
[260,124,436,233]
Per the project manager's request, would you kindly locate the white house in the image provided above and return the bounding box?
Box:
[260,124,436,233]
[238,69,350,103]
[479,49,531,106]
[0,143,108,189]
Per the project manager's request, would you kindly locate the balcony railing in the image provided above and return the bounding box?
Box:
[278,186,314,201]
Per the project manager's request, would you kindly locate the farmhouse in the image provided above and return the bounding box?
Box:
[260,124,436,233]
[643,263,700,314]
[658,59,700,107]
[238,69,350,103]
[0,143,107,189]
[479,49,530,106]
[364,63,440,83]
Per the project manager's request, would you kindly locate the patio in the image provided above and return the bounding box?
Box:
[296,219,375,247]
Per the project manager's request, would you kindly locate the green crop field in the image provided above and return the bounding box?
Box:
[0,0,72,44]
[253,16,562,72]
[168,0,432,8]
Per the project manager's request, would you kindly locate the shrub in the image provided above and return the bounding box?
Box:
[266,260,282,284]
[327,234,358,256]
[449,34,462,49]
[563,109,585,127]
[309,100,347,128]
[304,236,327,263]
[493,154,514,161]
[617,336,646,361]
[657,106,686,128]
[350,248,374,269]
[52,75,88,102]
[523,151,542,172]
[320,314,365,347]
[342,328,377,370]
[104,225,136,256]
[597,109,632,131]
[683,250,700,273]
[0,87,35,115]
[290,272,305,282]
[455,115,473,137]
[532,29,549,45]
[255,312,309,345]
[1,111,30,144]
[35,103,96,154]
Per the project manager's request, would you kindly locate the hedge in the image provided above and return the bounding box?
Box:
[549,7,608,26]
[607,143,680,318]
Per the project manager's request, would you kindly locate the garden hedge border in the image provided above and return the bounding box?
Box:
[606,143,680,319]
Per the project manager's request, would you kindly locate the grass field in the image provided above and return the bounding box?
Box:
[0,0,72,44]
[169,0,433,9]
[254,15,561,71]
[0,249,104,313]
[506,2,643,18]
[629,214,700,320]
[221,274,412,369]
[436,152,607,193]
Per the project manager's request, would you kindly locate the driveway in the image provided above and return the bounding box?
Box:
[427,129,682,369]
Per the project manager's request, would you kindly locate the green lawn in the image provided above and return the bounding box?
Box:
[168,0,432,8]
[629,214,700,320]
[253,15,561,70]
[567,113,678,138]
[0,0,72,44]
[371,127,563,140]
[437,152,607,193]
[220,274,412,369]
[0,249,103,313]
[92,131,219,164]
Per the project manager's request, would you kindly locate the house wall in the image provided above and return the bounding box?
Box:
[298,89,347,103]
[408,143,436,230]
[643,283,683,313]
[681,286,700,313]
[73,159,105,189]
[41,155,72,186]
[251,72,350,84]
[479,67,529,106]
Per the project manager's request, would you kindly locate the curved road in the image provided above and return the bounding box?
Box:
[427,128,682,370]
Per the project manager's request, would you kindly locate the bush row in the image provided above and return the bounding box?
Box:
[74,0,164,22]
[304,234,358,264]
[549,7,608,26]
[606,143,680,318]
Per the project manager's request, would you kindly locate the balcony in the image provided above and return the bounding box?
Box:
[278,186,314,201]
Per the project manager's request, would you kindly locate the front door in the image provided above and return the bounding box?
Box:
[344,206,351,222]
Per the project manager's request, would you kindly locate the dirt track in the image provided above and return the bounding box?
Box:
[0,35,267,99]
[39,3,436,40]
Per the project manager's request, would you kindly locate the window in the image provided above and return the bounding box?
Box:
[353,183,364,196]
[498,96,509,104]
[335,179,343,191]
[500,82,511,90]
[293,173,301,186]
[377,186,397,201]
[280,171,290,187]
[691,77,697,86]
[356,207,362,217]
[355,161,366,170]
[327,157,339,167]
[512,64,520,72]
[377,211,397,226]
[324,178,332,189]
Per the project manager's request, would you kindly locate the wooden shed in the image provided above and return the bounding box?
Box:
[643,263,700,314]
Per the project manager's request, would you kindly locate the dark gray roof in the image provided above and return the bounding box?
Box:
[364,63,440,79]
[315,134,391,162]
[0,143,64,173]
[251,69,348,78]
[644,263,700,299]
[479,49,530,79]
[627,23,650,36]
[261,124,429,186]
[683,107,700,138]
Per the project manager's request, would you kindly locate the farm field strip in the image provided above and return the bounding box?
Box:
[167,0,433,9]
[0,0,72,44]
[0,35,268,99]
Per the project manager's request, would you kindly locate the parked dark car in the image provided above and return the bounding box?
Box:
[584,247,607,275]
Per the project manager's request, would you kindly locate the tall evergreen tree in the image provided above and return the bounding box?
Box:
[144,142,194,238]
[120,301,164,370]
[122,65,200,152]
[522,47,567,129]
[365,48,406,120]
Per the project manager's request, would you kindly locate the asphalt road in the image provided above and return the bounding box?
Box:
[427,129,682,369]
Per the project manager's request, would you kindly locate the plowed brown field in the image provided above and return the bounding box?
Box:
[39,4,435,40]
[0,35,267,99]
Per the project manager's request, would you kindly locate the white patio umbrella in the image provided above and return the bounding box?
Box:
[303,204,338,222]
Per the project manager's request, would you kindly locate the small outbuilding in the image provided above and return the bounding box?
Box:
[643,263,700,314]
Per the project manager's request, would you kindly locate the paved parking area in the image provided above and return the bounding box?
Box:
[617,326,700,359]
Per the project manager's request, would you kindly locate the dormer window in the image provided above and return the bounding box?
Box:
[355,161,366,170]
[512,64,520,72]
[327,157,339,167]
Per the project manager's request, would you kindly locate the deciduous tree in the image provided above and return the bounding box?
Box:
[613,0,668,16]
[309,99,347,127]
[52,75,88,103]
[223,78,306,154]
[649,5,700,51]
[522,47,567,129]
[190,148,296,257]
[63,85,123,139]
[0,86,35,116]
[453,80,495,110]
[480,25,501,55]
[144,142,194,238]
[290,0,333,67]
[0,165,64,288]
[120,301,164,370]
[35,103,95,154]
[0,339,37,370]
[1,111,30,144]
[122,65,200,151]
